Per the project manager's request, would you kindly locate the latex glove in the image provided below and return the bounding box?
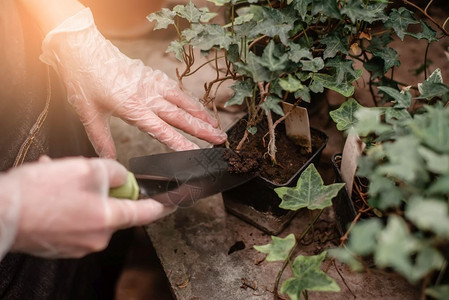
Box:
[40,8,226,158]
[0,156,175,259]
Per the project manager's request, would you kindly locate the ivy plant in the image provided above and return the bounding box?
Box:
[329,70,449,297]
[254,164,344,299]
[147,0,447,162]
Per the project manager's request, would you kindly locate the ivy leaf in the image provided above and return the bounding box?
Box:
[301,57,324,72]
[288,42,313,63]
[341,0,387,24]
[371,47,400,72]
[166,40,186,62]
[428,175,449,195]
[348,219,383,256]
[409,106,449,153]
[311,0,341,19]
[225,80,254,107]
[235,52,271,82]
[378,136,427,183]
[294,86,311,103]
[260,40,289,72]
[374,216,418,279]
[354,107,390,136]
[426,285,449,300]
[147,8,176,30]
[276,164,345,211]
[384,7,418,40]
[293,0,312,20]
[405,197,449,238]
[407,21,438,42]
[364,57,385,79]
[377,86,412,109]
[253,7,294,45]
[417,69,449,100]
[320,34,348,59]
[173,2,203,23]
[253,233,296,262]
[261,95,285,116]
[418,146,449,174]
[312,72,361,98]
[233,21,258,40]
[325,57,359,84]
[367,173,403,209]
[189,24,232,51]
[279,74,304,93]
[281,252,340,300]
[410,246,445,282]
[330,98,362,131]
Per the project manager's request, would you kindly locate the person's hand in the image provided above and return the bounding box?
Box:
[40,8,227,158]
[0,156,175,259]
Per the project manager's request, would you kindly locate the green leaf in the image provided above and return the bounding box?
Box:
[377,86,412,109]
[281,252,340,300]
[341,0,387,24]
[384,7,419,40]
[411,246,445,282]
[374,216,418,279]
[418,146,449,174]
[371,47,400,72]
[173,2,203,23]
[288,42,313,63]
[326,57,360,84]
[260,40,289,72]
[301,57,324,72]
[279,74,304,93]
[166,40,186,62]
[426,285,449,300]
[330,98,362,131]
[253,7,294,45]
[417,69,449,100]
[147,8,176,30]
[407,21,438,42]
[348,219,383,256]
[353,107,390,136]
[320,34,348,59]
[409,106,449,153]
[313,72,360,98]
[405,197,449,238]
[311,0,341,19]
[189,24,232,51]
[294,86,311,102]
[378,136,427,182]
[225,80,254,107]
[328,247,363,271]
[293,0,312,20]
[367,173,403,209]
[235,52,271,82]
[261,96,285,116]
[428,174,449,195]
[276,164,345,211]
[253,233,296,262]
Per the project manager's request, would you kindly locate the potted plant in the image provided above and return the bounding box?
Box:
[146,0,397,234]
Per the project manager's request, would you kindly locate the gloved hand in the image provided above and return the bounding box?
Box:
[40,8,227,158]
[0,156,175,259]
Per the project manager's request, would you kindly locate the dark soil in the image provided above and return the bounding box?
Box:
[224,116,326,184]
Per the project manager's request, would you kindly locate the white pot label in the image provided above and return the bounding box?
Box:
[341,133,365,196]
[282,102,311,153]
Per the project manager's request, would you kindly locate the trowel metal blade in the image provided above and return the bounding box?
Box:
[129,148,256,207]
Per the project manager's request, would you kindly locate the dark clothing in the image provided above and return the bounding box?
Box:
[0,1,131,298]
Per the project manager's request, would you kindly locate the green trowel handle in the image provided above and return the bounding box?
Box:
[109,171,139,200]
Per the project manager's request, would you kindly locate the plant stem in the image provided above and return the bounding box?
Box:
[273,210,324,300]
[402,0,449,36]
[424,42,430,80]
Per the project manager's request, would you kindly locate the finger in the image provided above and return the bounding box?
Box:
[106,198,177,229]
[154,100,227,145]
[89,158,128,188]
[116,107,201,151]
[164,87,219,127]
[82,115,117,159]
[38,155,52,163]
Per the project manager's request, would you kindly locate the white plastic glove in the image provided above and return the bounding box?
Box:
[40,8,227,158]
[0,156,175,260]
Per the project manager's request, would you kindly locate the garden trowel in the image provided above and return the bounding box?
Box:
[109,148,256,207]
